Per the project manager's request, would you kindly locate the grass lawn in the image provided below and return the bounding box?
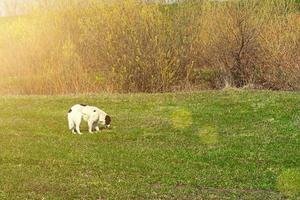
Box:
[0,90,299,199]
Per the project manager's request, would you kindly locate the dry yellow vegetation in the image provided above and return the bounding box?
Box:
[0,0,299,94]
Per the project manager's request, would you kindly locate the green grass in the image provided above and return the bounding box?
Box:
[0,90,299,199]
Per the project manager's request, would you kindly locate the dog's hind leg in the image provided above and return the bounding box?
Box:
[74,116,82,135]
[75,123,81,135]
[68,115,76,134]
[71,125,77,134]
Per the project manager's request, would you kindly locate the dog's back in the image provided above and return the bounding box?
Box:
[69,104,85,113]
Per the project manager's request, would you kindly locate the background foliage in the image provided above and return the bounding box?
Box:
[0,0,299,94]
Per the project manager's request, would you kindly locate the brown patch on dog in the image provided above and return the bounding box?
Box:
[105,115,111,125]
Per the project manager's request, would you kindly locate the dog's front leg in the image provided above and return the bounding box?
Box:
[88,120,94,134]
[92,120,100,132]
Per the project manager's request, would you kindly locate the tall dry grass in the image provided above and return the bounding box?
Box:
[0,0,299,94]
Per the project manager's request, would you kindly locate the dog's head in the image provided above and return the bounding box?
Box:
[105,115,111,128]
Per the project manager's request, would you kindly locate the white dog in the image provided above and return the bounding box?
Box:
[67,104,111,134]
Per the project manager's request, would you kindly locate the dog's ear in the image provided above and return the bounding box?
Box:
[68,109,72,113]
[80,104,87,106]
[105,115,111,125]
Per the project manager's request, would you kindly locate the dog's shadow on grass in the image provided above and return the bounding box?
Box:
[99,127,112,131]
